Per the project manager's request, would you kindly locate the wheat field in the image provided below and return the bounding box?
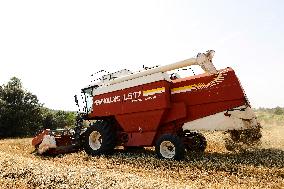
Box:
[0,120,283,189]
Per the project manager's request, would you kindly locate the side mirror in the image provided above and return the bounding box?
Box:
[74,95,79,106]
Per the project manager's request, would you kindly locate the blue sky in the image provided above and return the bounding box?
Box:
[0,0,283,110]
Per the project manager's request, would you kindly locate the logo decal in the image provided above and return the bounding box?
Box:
[143,87,165,97]
[171,71,228,94]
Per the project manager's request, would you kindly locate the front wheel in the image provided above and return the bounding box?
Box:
[83,120,116,156]
[155,134,185,160]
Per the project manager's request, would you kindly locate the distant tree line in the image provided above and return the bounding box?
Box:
[0,77,76,138]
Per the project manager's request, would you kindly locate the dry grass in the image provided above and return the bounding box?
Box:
[0,122,283,188]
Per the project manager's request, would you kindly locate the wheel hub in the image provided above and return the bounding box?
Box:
[89,131,102,150]
[160,141,175,158]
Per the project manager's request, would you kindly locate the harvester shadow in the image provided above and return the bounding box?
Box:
[35,147,284,174]
[192,148,284,169]
[108,148,284,172]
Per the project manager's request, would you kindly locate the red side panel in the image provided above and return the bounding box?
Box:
[125,132,156,146]
[162,102,187,124]
[115,109,165,146]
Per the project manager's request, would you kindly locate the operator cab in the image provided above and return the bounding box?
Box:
[74,86,95,115]
[82,87,94,114]
[76,69,133,115]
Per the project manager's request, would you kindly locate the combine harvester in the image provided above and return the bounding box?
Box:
[32,50,261,160]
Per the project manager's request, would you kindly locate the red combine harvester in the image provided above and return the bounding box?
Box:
[32,50,261,160]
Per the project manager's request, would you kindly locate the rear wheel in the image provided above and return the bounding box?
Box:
[155,134,185,160]
[83,120,116,156]
[183,131,207,152]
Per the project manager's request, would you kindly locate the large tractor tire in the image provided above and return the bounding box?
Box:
[183,131,207,153]
[83,120,116,156]
[155,134,185,160]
